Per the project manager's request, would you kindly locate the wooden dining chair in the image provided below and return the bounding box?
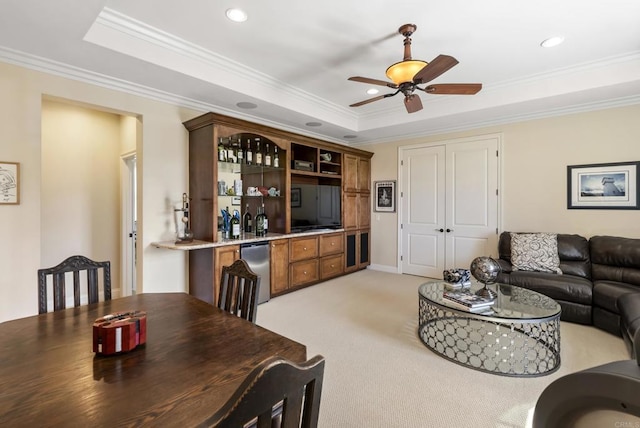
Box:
[218,259,261,323]
[200,355,325,428]
[38,255,111,314]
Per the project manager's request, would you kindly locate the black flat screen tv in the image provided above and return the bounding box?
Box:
[290,183,341,232]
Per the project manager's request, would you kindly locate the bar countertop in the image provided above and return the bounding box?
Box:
[152,228,345,250]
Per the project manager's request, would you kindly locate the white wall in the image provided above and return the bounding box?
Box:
[0,61,199,322]
[364,105,640,271]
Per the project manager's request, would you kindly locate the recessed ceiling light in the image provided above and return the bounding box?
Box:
[540,36,564,48]
[343,135,357,139]
[236,102,257,109]
[226,8,248,23]
[305,122,322,127]
[366,88,379,95]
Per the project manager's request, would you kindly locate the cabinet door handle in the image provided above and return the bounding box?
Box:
[435,228,444,232]
[331,242,335,246]
[446,228,454,233]
[303,247,307,251]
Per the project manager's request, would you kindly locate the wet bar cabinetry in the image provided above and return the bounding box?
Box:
[183,112,372,304]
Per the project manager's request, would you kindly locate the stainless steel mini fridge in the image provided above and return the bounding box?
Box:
[240,241,270,304]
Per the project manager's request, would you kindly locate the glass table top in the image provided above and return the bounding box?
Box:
[419,281,561,320]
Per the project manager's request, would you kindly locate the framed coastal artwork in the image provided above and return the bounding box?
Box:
[0,161,19,205]
[567,161,639,210]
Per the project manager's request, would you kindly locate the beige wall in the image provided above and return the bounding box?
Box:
[2,58,639,320]
[363,105,640,271]
[0,61,200,322]
[41,100,122,299]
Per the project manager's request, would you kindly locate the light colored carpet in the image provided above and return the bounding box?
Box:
[256,269,629,428]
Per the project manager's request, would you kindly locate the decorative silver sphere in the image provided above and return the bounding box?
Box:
[470,256,501,284]
[470,256,501,299]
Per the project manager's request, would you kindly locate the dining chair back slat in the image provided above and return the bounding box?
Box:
[218,259,260,323]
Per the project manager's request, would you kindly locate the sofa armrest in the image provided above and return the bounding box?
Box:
[533,359,640,427]
[496,258,512,274]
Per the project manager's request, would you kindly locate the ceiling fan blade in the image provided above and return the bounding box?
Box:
[349,94,388,107]
[404,94,423,113]
[412,54,459,84]
[348,76,398,89]
[423,83,482,95]
[350,90,400,107]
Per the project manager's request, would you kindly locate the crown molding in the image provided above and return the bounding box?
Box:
[93,8,356,121]
[1,38,639,148]
[0,46,349,144]
[353,93,640,147]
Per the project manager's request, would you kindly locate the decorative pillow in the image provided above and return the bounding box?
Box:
[510,233,562,274]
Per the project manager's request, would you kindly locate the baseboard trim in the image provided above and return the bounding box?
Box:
[367,264,399,274]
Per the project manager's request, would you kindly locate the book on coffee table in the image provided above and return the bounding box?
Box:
[443,290,495,311]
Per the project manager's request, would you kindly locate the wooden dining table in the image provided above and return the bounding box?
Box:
[0,293,307,426]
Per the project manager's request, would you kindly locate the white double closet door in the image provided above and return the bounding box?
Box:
[400,134,500,278]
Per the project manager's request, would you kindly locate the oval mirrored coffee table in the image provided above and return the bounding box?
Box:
[418,281,561,377]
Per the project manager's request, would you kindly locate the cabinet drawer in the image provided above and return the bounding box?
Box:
[290,259,319,287]
[289,237,319,262]
[319,233,343,256]
[320,254,344,279]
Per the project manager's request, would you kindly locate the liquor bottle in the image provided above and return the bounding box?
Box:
[265,143,272,167]
[243,203,252,233]
[245,139,253,165]
[255,138,263,166]
[226,140,235,163]
[235,139,244,164]
[262,204,269,235]
[221,206,231,239]
[231,210,240,239]
[273,145,280,168]
[218,139,226,162]
[255,205,265,237]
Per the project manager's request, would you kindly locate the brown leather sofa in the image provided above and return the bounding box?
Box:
[495,232,640,359]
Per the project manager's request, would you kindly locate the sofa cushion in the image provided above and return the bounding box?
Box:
[508,271,593,305]
[593,280,640,313]
[591,236,640,287]
[498,232,590,279]
[511,233,562,274]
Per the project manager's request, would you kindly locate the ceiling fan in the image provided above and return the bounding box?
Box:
[348,24,482,113]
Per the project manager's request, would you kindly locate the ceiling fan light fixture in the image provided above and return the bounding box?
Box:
[386,60,428,85]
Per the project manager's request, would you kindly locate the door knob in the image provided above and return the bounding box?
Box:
[446,228,454,233]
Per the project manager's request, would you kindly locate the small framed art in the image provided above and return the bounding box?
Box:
[567,161,639,210]
[0,161,20,205]
[374,180,396,212]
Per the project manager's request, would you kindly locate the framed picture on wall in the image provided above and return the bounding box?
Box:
[567,161,639,209]
[374,180,396,212]
[0,161,20,205]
